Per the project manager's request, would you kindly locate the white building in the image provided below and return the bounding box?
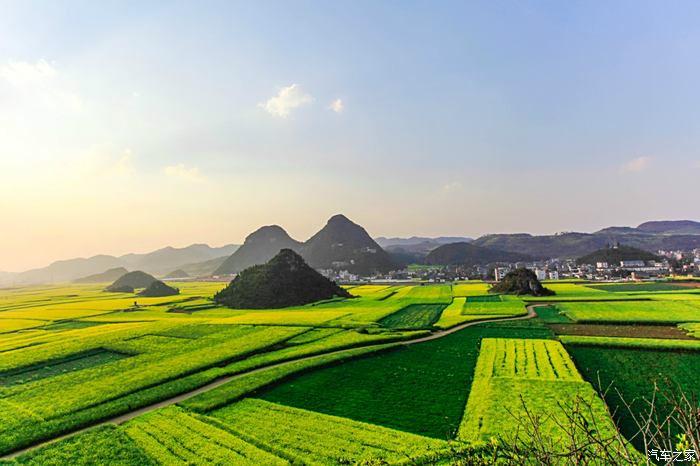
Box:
[494,267,510,281]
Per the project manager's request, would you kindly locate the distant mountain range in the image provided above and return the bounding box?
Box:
[2,219,699,285]
[424,242,533,266]
[216,214,396,276]
[1,244,239,285]
[375,236,472,248]
[473,220,700,260]
[598,220,700,236]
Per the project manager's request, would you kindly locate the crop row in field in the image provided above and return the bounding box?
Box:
[548,323,695,340]
[211,399,449,465]
[479,338,581,381]
[679,322,700,338]
[124,406,287,465]
[378,303,447,329]
[0,319,46,333]
[458,338,619,450]
[8,425,154,466]
[0,348,129,387]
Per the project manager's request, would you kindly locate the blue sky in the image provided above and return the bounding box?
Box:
[1,1,699,270]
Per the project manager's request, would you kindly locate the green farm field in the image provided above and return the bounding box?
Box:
[0,280,699,464]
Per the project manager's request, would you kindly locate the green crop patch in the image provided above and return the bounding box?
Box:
[458,338,620,450]
[566,345,700,452]
[378,303,447,329]
[0,348,130,387]
[587,283,694,293]
[467,295,502,303]
[123,406,287,465]
[211,399,449,464]
[258,320,553,439]
[534,304,574,323]
[41,320,106,331]
[558,301,700,324]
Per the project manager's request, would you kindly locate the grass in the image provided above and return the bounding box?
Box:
[566,345,700,452]
[378,303,447,329]
[258,320,553,439]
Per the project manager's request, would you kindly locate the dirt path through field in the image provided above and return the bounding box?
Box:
[1,305,540,459]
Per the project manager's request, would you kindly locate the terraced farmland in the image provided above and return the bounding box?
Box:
[1,280,699,464]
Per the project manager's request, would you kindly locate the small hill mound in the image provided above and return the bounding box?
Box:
[577,245,659,265]
[214,249,352,309]
[164,269,189,279]
[490,268,554,296]
[105,285,134,293]
[74,267,128,283]
[105,271,157,292]
[424,242,533,266]
[301,214,397,275]
[215,225,303,275]
[138,280,179,297]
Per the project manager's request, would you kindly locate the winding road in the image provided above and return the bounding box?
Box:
[1,304,540,460]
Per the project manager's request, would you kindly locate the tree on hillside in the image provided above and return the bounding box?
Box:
[490,268,555,297]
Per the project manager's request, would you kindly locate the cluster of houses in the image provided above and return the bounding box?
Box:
[329,251,700,285]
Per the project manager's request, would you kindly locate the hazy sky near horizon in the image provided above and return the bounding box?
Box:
[1,1,700,271]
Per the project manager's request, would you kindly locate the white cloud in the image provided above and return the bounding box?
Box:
[259,84,313,118]
[164,164,206,183]
[113,149,134,177]
[329,98,344,113]
[620,156,652,173]
[440,181,463,194]
[0,59,83,113]
[0,59,57,86]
